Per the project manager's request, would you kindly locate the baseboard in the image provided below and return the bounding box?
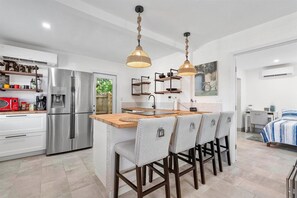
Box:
[0,150,45,162]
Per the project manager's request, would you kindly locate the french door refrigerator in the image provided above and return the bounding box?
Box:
[46,68,93,155]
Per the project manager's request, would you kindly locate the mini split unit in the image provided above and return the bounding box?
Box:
[261,66,295,78]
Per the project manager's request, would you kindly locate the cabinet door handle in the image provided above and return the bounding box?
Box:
[5,134,27,139]
[6,115,27,117]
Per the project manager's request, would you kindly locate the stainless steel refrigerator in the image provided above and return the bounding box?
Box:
[46,68,93,155]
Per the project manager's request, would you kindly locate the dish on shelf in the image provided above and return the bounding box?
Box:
[166,88,178,91]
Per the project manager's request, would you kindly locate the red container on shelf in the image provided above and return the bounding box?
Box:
[0,97,19,111]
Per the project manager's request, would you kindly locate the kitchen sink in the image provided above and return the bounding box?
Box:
[128,110,175,116]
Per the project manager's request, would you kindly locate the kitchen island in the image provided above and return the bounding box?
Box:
[90,108,207,197]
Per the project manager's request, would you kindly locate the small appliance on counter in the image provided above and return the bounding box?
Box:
[0,97,19,111]
[36,95,47,110]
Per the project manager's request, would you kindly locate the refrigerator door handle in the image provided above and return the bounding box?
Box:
[70,75,76,139]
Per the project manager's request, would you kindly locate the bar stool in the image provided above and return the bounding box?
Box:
[148,114,202,198]
[215,111,234,172]
[113,117,176,198]
[195,113,220,184]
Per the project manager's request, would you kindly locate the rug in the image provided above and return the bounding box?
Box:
[246,133,263,142]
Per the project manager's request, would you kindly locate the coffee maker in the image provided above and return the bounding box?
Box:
[36,95,47,110]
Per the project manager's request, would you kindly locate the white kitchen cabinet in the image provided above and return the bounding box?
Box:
[0,113,46,159]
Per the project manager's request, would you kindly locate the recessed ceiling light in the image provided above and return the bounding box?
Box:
[42,22,51,30]
[273,59,280,63]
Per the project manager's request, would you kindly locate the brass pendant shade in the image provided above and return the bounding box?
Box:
[126,5,151,68]
[178,32,196,76]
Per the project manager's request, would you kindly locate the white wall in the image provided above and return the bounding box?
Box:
[245,66,297,114]
[192,11,297,162]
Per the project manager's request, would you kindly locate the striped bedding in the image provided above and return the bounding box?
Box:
[261,119,297,146]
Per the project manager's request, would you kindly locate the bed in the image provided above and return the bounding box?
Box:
[261,110,297,146]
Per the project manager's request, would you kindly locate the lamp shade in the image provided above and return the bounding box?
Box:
[178,60,196,76]
[126,45,151,68]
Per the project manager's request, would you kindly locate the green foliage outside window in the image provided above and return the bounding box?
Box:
[96,79,112,95]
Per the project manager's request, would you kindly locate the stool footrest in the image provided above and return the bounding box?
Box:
[116,171,137,191]
[143,181,166,196]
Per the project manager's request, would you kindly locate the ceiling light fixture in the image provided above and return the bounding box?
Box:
[42,22,51,30]
[178,32,196,76]
[273,59,280,63]
[126,5,151,68]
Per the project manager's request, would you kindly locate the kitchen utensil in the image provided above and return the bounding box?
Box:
[159,73,166,78]
[167,72,174,77]
[29,104,35,111]
[14,85,20,89]
[9,85,14,88]
[4,84,9,89]
[166,88,178,91]
[21,102,27,111]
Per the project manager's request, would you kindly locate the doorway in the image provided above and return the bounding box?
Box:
[93,73,117,115]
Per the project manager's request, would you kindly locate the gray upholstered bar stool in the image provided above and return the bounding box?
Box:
[195,113,220,184]
[113,117,176,198]
[215,111,234,172]
[148,114,202,198]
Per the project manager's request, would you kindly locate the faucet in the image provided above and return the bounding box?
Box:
[148,94,156,109]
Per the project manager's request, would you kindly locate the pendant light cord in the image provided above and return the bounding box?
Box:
[185,35,189,61]
[137,13,142,46]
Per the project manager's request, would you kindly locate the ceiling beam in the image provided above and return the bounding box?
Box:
[55,0,185,51]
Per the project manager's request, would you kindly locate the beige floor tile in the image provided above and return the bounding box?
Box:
[66,165,95,191]
[41,177,70,198]
[71,183,104,198]
[42,164,67,184]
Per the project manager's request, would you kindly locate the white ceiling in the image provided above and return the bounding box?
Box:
[235,41,297,70]
[0,0,297,64]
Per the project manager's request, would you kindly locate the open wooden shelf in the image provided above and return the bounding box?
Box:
[154,90,182,94]
[132,82,151,86]
[154,69,182,94]
[155,76,182,82]
[131,76,151,96]
[0,70,43,77]
[0,88,43,92]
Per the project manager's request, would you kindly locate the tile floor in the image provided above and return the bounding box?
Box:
[0,132,296,198]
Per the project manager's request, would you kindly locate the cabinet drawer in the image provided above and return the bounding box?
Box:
[0,132,46,157]
[0,114,46,135]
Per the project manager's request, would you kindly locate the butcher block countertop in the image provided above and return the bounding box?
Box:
[0,110,47,115]
[90,108,209,128]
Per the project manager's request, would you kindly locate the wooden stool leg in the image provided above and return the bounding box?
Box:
[211,141,217,176]
[173,154,181,198]
[191,148,199,189]
[149,163,153,183]
[136,166,143,198]
[169,154,173,171]
[216,138,223,172]
[163,157,171,198]
[114,153,120,198]
[225,136,231,166]
[203,143,207,157]
[197,145,205,184]
[142,166,146,186]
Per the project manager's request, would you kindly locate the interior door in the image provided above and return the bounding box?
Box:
[93,73,117,114]
[46,114,72,155]
[74,71,93,113]
[72,113,93,150]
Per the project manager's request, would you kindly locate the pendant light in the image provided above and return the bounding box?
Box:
[178,32,196,76]
[126,5,152,68]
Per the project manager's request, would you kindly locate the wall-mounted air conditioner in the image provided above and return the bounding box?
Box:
[261,66,294,78]
[0,44,57,66]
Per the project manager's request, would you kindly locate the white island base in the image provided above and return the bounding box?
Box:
[93,120,137,197]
